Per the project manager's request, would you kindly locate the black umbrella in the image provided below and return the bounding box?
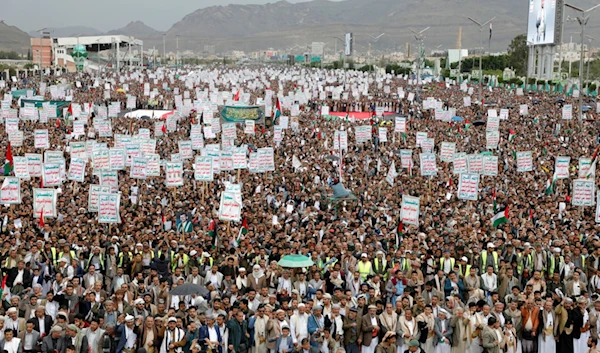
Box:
[169,283,208,296]
[473,120,485,126]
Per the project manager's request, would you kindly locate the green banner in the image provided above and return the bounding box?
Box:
[220,105,264,123]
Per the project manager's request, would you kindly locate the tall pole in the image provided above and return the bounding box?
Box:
[163,34,166,66]
[176,35,179,67]
[565,3,600,120]
[479,27,483,98]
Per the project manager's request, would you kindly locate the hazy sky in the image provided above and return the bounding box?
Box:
[3,0,316,32]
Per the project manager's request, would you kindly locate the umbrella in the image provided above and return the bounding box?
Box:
[473,120,485,126]
[168,283,208,296]
[451,116,463,122]
[278,254,314,268]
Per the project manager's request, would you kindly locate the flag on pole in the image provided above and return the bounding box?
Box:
[491,205,509,228]
[236,218,248,245]
[274,98,282,120]
[233,90,240,101]
[3,142,13,176]
[508,129,516,142]
[546,172,558,195]
[161,122,167,134]
[396,221,404,249]
[207,219,216,238]
[585,145,600,179]
[489,22,493,41]
[39,208,45,228]
[492,188,497,213]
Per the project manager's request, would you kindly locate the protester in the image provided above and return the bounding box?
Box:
[0,65,598,353]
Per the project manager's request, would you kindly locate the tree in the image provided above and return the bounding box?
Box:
[507,34,527,76]
[27,49,32,61]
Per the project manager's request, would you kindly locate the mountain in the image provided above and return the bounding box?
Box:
[28,26,103,38]
[0,21,30,54]
[160,0,600,54]
[107,21,162,38]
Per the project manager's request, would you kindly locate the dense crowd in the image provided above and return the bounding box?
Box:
[0,65,599,353]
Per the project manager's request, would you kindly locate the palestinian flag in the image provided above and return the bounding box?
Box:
[237,218,248,245]
[508,129,516,142]
[207,219,216,238]
[233,90,240,101]
[161,210,167,231]
[465,119,471,130]
[546,173,558,195]
[274,98,282,119]
[161,122,167,134]
[396,221,404,248]
[492,188,497,213]
[491,205,509,228]
[585,145,600,179]
[4,142,13,176]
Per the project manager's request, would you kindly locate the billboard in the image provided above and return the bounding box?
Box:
[345,32,353,56]
[527,0,562,46]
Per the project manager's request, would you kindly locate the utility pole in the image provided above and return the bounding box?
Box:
[467,16,495,102]
[408,27,429,85]
[163,34,166,66]
[176,35,179,67]
[565,2,600,121]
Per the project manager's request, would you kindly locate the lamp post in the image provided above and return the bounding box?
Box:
[467,16,496,102]
[163,34,166,66]
[565,2,600,120]
[408,27,430,84]
[367,33,385,73]
[35,28,47,82]
[585,35,595,84]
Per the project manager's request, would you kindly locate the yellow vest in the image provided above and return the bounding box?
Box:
[357,261,372,281]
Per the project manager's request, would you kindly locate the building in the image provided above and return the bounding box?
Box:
[30,33,53,68]
[30,35,143,72]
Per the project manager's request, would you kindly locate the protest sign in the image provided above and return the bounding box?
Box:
[145,154,161,177]
[26,154,42,177]
[109,149,126,171]
[394,117,407,133]
[516,152,533,172]
[572,179,595,206]
[130,157,148,179]
[555,156,570,179]
[98,193,121,223]
[13,157,30,180]
[34,130,49,149]
[257,147,275,172]
[579,157,594,178]
[165,162,184,186]
[453,153,468,175]
[562,104,573,120]
[219,190,242,222]
[400,150,412,169]
[419,153,437,176]
[467,154,483,174]
[482,155,498,176]
[195,156,214,181]
[334,131,349,150]
[233,147,247,169]
[440,142,455,162]
[386,161,398,186]
[88,185,111,212]
[355,126,371,143]
[67,158,86,182]
[99,171,119,192]
[458,174,479,201]
[245,120,255,134]
[42,163,61,186]
[400,195,420,226]
[0,177,21,204]
[220,151,234,171]
[33,188,57,217]
[416,132,427,147]
[486,116,499,131]
[486,130,500,149]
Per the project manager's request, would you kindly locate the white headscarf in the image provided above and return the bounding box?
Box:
[253,265,265,279]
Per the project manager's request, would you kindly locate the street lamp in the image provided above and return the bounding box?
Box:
[367,33,385,72]
[467,16,496,101]
[564,2,600,120]
[408,27,430,84]
[585,35,595,84]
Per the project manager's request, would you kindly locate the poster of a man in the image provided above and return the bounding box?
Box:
[176,211,193,233]
[527,0,556,45]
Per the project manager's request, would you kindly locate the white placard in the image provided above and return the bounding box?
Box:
[457,173,479,201]
[573,179,595,206]
[400,195,420,226]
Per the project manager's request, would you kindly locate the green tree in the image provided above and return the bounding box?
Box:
[507,34,527,76]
